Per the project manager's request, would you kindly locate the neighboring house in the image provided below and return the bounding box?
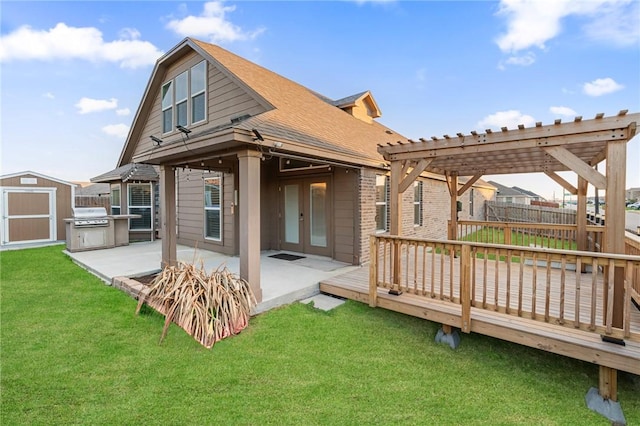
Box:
[114,37,495,299]
[0,171,75,246]
[74,182,110,208]
[626,187,640,202]
[488,181,541,204]
[91,163,159,242]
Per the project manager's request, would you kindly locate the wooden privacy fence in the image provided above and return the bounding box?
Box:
[455,220,604,252]
[485,201,577,224]
[369,235,640,342]
[75,195,111,209]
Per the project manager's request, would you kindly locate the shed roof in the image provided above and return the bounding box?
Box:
[91,163,158,183]
[0,170,76,187]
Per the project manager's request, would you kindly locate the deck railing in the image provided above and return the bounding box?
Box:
[454,220,604,252]
[369,235,640,342]
[626,235,640,304]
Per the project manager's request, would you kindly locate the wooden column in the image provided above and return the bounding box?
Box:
[389,161,403,293]
[159,165,176,268]
[576,176,588,253]
[238,150,262,303]
[447,173,458,240]
[600,140,627,401]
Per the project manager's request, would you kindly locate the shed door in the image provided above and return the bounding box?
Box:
[1,189,56,245]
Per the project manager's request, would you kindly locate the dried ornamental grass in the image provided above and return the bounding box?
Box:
[136,262,256,348]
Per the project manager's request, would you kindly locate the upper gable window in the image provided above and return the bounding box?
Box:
[161,60,207,134]
[161,82,173,134]
[191,61,206,124]
[175,71,188,127]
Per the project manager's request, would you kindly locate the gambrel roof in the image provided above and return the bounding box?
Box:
[118,38,403,169]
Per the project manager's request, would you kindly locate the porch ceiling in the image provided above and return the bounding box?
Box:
[378,111,638,177]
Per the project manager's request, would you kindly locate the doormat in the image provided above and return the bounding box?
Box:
[269,253,306,261]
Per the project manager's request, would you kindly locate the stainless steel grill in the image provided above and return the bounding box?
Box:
[72,207,110,227]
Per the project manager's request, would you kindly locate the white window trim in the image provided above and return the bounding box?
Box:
[111,184,121,215]
[128,183,153,231]
[161,60,207,135]
[375,175,388,233]
[204,176,222,242]
[414,181,423,227]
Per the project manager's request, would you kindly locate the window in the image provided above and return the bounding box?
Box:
[161,60,207,134]
[204,176,222,240]
[175,71,188,127]
[375,175,388,232]
[162,82,173,134]
[414,181,423,226]
[110,184,121,215]
[128,183,152,230]
[469,188,474,217]
[191,61,206,123]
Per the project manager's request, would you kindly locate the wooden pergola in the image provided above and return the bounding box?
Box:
[377,110,639,401]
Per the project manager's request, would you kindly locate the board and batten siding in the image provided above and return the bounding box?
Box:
[132,50,267,160]
[0,173,74,242]
[176,169,235,255]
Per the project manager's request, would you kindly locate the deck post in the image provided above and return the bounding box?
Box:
[460,244,471,333]
[369,235,378,307]
[598,366,617,401]
[389,161,403,294]
[159,165,177,268]
[447,172,458,241]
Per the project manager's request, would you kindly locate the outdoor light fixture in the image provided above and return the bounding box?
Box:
[176,125,191,136]
[252,128,264,142]
[150,135,163,145]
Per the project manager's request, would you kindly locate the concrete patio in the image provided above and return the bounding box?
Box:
[64,240,358,314]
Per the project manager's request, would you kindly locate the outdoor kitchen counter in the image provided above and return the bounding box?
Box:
[108,215,141,247]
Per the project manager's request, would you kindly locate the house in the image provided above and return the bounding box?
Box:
[91,163,159,242]
[627,187,640,202]
[0,171,75,246]
[488,180,542,204]
[115,37,495,301]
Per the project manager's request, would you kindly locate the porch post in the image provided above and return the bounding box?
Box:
[159,165,176,268]
[238,150,262,303]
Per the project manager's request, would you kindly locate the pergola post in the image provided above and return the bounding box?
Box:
[238,150,262,303]
[576,176,588,253]
[159,165,176,268]
[598,140,627,402]
[389,160,403,294]
[447,172,458,240]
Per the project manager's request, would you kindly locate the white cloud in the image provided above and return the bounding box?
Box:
[102,123,130,139]
[75,97,118,114]
[43,92,55,99]
[116,108,131,116]
[498,51,536,69]
[477,110,536,131]
[582,77,624,96]
[495,0,638,53]
[166,1,265,43]
[550,106,577,117]
[0,23,162,68]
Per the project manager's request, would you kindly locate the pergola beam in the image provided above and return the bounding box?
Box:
[544,171,577,195]
[398,158,433,193]
[542,146,607,189]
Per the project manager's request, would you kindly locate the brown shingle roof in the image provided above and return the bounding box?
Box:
[91,163,158,183]
[191,39,404,166]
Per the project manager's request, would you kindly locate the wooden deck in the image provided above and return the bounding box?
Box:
[320,237,640,375]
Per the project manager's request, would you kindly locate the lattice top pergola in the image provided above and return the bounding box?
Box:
[377,110,639,331]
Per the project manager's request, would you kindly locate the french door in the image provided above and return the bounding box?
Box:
[280,178,331,256]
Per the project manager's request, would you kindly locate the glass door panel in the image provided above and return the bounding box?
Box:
[284,184,300,244]
[309,183,327,247]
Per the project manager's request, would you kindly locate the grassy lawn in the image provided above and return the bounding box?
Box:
[2,245,638,425]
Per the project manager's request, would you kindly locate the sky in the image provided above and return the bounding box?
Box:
[1,0,639,201]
